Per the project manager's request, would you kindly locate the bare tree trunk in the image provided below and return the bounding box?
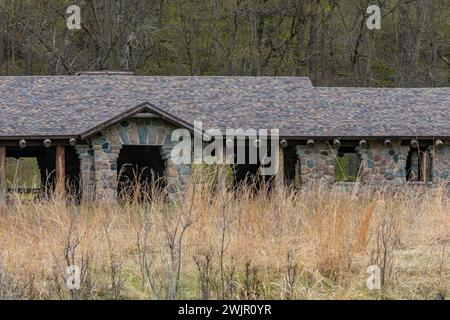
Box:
[307,1,320,83]
[294,2,307,77]
[424,0,438,86]
[396,0,426,87]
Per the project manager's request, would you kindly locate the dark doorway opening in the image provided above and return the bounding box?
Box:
[232,140,274,191]
[117,145,166,200]
[406,147,432,182]
[65,147,81,197]
[284,145,299,186]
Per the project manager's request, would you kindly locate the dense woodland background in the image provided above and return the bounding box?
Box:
[0,0,450,86]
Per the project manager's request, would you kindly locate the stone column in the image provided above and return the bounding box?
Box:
[431,142,450,185]
[93,144,122,201]
[160,142,192,200]
[75,145,95,201]
[296,142,337,185]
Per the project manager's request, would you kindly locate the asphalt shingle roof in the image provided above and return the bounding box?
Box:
[0,75,448,139]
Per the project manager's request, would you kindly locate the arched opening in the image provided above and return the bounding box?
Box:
[117,145,166,201]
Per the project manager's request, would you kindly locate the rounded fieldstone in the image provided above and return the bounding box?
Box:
[95,162,110,170]
[166,166,177,177]
[385,171,394,180]
[441,171,449,179]
[373,154,382,162]
[393,154,399,163]
[301,168,311,174]
[177,166,192,175]
[326,166,334,175]
[306,160,315,169]
[367,159,374,168]
[388,150,396,156]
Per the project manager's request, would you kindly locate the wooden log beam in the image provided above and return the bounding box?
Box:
[44,139,52,148]
[306,139,315,148]
[435,139,444,149]
[333,138,341,148]
[0,146,6,205]
[69,138,77,146]
[56,145,65,194]
[410,139,419,148]
[19,139,26,149]
[384,139,392,147]
[359,140,368,148]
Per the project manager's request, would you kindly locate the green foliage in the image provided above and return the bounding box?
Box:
[6,158,41,188]
[335,154,357,182]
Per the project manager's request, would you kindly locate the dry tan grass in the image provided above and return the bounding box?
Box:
[0,176,449,300]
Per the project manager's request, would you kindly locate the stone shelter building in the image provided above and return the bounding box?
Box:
[0,72,449,202]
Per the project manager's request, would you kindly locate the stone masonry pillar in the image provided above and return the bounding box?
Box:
[93,144,122,201]
[75,145,96,201]
[431,142,450,185]
[160,141,192,200]
[296,142,337,185]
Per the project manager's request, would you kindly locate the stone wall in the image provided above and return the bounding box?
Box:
[78,117,192,201]
[431,142,450,185]
[76,126,450,200]
[92,143,122,200]
[357,141,409,184]
[294,140,418,186]
[161,142,192,197]
[295,142,337,184]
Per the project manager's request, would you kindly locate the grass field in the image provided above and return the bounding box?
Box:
[0,172,448,300]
